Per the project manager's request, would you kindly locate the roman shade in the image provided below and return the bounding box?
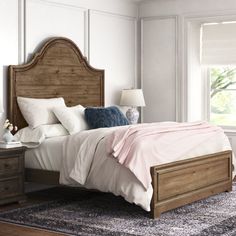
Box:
[201,22,236,65]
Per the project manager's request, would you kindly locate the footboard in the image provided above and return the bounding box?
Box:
[151,150,232,218]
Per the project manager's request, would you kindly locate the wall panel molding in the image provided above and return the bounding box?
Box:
[25,0,87,61]
[141,15,179,122]
[89,9,137,21]
[89,10,138,105]
[18,0,25,64]
[15,0,138,108]
[0,0,19,135]
[89,9,137,77]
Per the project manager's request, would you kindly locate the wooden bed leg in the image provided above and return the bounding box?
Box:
[151,208,161,219]
[225,186,232,192]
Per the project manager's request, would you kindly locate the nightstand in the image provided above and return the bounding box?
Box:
[0,147,26,205]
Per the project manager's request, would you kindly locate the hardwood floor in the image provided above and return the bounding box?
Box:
[0,186,68,236]
[0,179,235,236]
[0,184,91,236]
[0,222,67,236]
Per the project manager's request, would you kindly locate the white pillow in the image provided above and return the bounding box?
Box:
[17,97,66,128]
[53,105,88,134]
[14,124,69,147]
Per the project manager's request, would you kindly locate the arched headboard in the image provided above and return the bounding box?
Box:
[8,37,104,130]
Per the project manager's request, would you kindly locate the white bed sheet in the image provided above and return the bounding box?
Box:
[60,125,234,211]
[24,124,234,212]
[25,136,67,171]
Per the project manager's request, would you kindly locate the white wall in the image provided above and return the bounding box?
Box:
[140,0,236,123]
[25,0,87,60]
[139,0,236,153]
[0,0,138,135]
[90,11,137,105]
[0,0,19,135]
[139,0,236,17]
[141,16,177,122]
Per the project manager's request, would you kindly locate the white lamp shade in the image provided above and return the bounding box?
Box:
[120,89,146,107]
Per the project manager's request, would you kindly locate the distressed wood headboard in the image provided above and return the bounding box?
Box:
[8,37,104,130]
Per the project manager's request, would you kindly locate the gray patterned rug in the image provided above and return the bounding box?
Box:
[0,183,236,236]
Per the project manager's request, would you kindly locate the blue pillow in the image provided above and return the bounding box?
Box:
[85,106,129,129]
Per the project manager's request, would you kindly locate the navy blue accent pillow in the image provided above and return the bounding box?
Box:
[85,106,129,129]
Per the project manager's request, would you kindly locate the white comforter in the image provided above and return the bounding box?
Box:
[59,123,232,211]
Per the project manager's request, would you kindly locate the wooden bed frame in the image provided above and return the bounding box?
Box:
[8,37,233,218]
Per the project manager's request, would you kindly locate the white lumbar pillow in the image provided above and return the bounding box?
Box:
[17,97,66,129]
[14,124,69,145]
[53,105,88,134]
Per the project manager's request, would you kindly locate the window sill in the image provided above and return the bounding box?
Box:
[224,129,236,136]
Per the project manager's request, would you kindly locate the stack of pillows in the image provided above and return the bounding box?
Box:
[16,97,129,137]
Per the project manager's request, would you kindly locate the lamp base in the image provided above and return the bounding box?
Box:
[126,107,139,124]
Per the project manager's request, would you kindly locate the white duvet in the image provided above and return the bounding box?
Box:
[59,124,232,211]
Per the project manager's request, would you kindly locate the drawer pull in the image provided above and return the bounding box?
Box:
[4,186,9,191]
[4,163,10,168]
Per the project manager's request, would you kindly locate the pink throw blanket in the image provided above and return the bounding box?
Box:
[106,121,224,190]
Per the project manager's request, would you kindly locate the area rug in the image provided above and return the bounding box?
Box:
[0,184,236,236]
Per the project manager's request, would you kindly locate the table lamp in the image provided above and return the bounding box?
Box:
[120,89,145,124]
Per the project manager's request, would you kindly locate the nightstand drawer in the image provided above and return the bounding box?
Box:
[0,157,20,175]
[0,177,22,199]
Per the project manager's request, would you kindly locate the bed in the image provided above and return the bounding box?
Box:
[8,37,233,218]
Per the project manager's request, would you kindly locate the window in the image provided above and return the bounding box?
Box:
[209,67,236,126]
[200,22,236,128]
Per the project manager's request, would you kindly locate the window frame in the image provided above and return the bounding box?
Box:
[185,15,236,126]
[203,66,236,130]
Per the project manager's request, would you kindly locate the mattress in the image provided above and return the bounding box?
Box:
[24,123,234,211]
[60,123,234,211]
[25,136,67,171]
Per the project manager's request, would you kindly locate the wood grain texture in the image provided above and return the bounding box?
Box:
[25,151,233,219]
[0,147,26,205]
[0,222,66,236]
[0,186,94,236]
[8,37,104,130]
[151,150,232,218]
[7,37,233,219]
